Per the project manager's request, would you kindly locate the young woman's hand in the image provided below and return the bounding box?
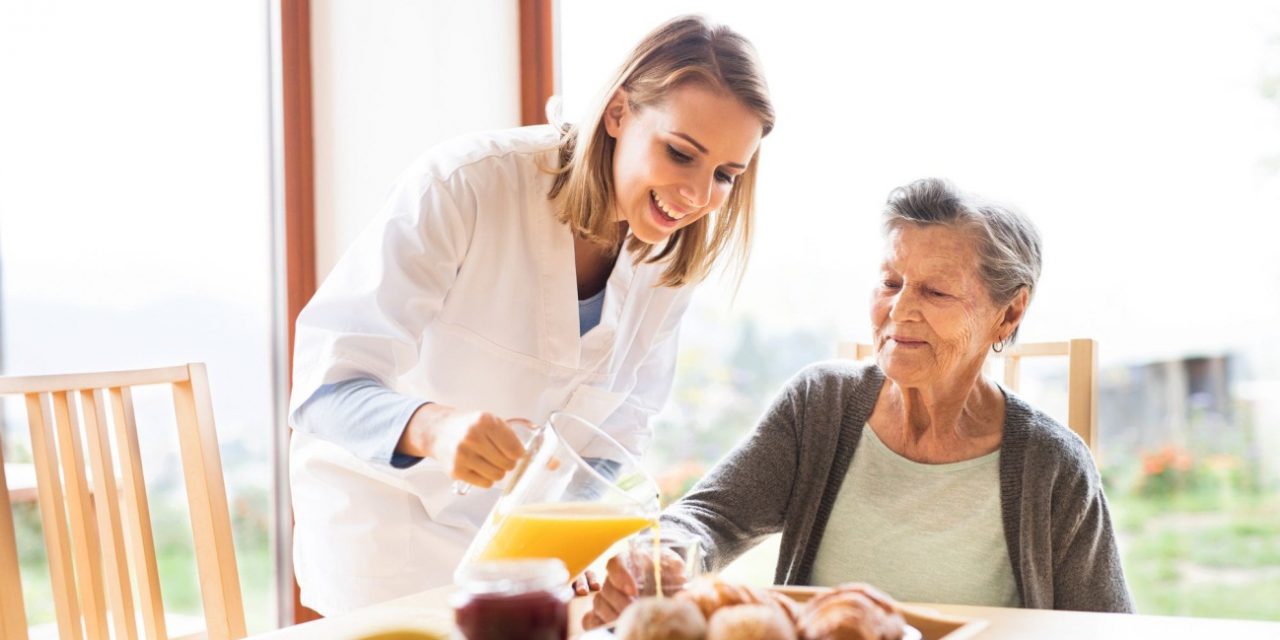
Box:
[398,404,532,487]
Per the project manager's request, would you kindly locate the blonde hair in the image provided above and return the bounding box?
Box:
[548,15,775,288]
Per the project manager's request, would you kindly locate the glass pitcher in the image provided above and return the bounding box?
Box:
[457,411,661,581]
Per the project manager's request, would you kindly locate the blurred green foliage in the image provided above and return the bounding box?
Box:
[12,482,274,632]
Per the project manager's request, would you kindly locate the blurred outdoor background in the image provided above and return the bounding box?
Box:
[561,0,1280,621]
[0,0,1277,632]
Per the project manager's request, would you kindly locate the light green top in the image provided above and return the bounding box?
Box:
[810,424,1022,607]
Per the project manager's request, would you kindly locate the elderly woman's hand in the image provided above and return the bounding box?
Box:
[581,547,692,629]
[582,553,639,630]
[571,569,602,596]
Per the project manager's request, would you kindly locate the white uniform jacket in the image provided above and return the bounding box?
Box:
[288,126,693,614]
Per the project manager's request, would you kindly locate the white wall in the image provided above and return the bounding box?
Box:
[311,0,522,278]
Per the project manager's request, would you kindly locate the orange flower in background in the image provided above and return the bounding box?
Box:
[1172,449,1192,472]
[1134,444,1203,497]
[1142,454,1167,477]
[1162,445,1190,472]
[657,460,707,503]
[1140,445,1193,478]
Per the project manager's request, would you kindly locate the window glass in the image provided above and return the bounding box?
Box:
[0,1,275,632]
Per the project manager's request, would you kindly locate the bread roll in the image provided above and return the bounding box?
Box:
[706,604,796,640]
[615,597,707,640]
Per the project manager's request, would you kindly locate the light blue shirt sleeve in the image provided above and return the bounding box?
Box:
[292,378,428,469]
[293,293,608,470]
[578,288,605,335]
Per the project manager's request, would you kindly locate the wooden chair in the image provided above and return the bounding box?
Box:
[0,364,246,640]
[839,339,1098,454]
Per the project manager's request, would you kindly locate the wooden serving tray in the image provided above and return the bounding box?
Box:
[571,586,988,640]
[772,586,989,640]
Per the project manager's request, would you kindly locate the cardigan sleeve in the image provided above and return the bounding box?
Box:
[1003,393,1135,612]
[1051,462,1135,613]
[660,378,802,572]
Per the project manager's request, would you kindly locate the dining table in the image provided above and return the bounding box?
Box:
[247,584,1280,639]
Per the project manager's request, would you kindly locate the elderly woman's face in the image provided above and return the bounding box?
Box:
[871,224,1007,388]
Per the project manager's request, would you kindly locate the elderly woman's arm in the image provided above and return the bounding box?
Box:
[660,381,803,572]
[1051,466,1135,612]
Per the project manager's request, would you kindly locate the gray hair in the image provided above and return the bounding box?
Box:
[882,177,1042,341]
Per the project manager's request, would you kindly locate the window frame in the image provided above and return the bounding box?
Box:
[275,0,558,625]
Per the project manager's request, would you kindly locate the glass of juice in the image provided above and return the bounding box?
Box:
[458,412,661,582]
[623,527,703,597]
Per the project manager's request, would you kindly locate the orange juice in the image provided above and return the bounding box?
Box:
[476,503,654,579]
[652,522,662,600]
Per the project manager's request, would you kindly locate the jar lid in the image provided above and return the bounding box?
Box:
[454,559,569,596]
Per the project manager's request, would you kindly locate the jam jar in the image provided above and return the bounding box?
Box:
[451,559,571,640]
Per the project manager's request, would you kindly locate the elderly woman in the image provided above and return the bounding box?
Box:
[585,177,1133,627]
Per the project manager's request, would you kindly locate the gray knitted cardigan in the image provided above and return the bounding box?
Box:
[663,361,1134,613]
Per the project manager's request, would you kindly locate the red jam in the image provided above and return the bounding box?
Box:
[451,559,570,640]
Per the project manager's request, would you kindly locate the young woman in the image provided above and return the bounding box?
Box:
[288,15,776,614]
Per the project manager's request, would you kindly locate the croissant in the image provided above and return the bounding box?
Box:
[825,582,899,617]
[676,576,796,621]
[767,589,802,625]
[796,583,905,640]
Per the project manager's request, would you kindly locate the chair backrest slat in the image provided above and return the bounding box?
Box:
[840,339,1098,455]
[1007,341,1070,357]
[110,386,169,640]
[0,367,190,395]
[80,388,140,640]
[0,364,245,639]
[0,437,31,638]
[51,391,110,640]
[172,364,246,640]
[1003,354,1022,392]
[1066,338,1099,453]
[26,392,84,640]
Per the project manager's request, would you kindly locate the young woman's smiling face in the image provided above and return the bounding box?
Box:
[604,82,764,245]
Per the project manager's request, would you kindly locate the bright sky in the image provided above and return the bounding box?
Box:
[0,1,272,311]
[0,1,274,448]
[1,1,1277,374]
[562,0,1280,370]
